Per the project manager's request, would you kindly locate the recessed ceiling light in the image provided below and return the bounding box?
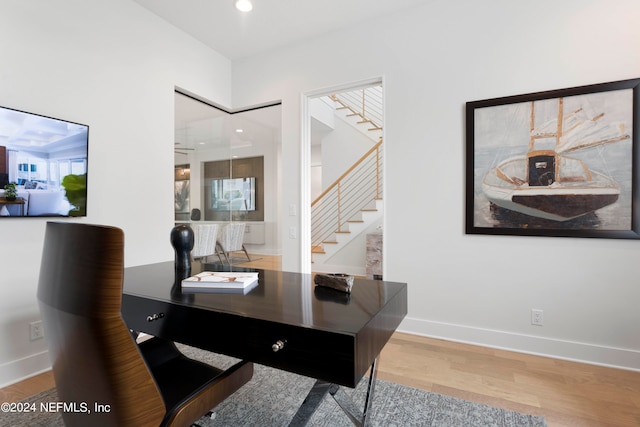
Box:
[235,0,253,12]
[235,128,244,133]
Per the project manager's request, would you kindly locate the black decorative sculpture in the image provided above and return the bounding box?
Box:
[170,224,194,274]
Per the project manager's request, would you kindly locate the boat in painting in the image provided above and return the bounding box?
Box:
[482,98,630,222]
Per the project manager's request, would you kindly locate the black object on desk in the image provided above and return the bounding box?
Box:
[170,224,193,274]
[122,262,407,425]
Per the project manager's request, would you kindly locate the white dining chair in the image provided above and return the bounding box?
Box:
[216,223,251,264]
[192,224,222,263]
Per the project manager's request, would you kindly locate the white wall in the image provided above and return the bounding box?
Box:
[232,0,640,370]
[320,108,379,189]
[0,0,232,386]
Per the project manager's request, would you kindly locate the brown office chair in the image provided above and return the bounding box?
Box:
[37,222,253,427]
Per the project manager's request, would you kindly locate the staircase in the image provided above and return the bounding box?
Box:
[311,86,383,275]
[311,198,383,273]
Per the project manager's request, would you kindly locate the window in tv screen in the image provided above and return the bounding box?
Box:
[0,105,89,217]
[210,177,256,211]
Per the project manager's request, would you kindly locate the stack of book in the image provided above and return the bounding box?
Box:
[181,271,259,294]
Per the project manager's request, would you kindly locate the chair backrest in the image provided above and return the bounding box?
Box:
[191,224,218,258]
[219,222,246,251]
[37,222,166,427]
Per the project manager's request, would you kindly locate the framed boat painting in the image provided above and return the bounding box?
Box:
[465,78,640,239]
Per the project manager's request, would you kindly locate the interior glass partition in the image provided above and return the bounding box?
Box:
[174,91,281,258]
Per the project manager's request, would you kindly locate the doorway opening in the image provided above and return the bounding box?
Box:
[303,79,384,277]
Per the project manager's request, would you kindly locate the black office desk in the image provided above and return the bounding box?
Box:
[121,262,407,425]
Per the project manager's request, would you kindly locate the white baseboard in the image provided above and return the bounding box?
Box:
[398,316,640,372]
[0,350,51,388]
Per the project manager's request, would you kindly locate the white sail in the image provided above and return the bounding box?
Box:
[531,103,630,154]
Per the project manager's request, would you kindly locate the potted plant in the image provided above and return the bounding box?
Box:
[3,183,17,201]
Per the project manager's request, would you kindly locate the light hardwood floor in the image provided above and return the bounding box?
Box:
[3,255,639,427]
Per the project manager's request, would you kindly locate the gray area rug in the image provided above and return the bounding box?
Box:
[3,345,546,427]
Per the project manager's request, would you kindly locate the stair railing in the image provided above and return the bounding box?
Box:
[330,86,383,133]
[311,140,383,252]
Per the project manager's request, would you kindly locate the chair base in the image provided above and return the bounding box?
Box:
[139,337,254,427]
[216,243,251,265]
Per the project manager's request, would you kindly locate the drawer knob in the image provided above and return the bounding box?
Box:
[146,313,165,322]
[271,339,286,352]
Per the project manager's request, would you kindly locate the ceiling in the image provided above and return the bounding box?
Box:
[133,0,429,60]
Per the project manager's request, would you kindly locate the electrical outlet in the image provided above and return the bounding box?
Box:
[29,320,44,340]
[531,309,544,326]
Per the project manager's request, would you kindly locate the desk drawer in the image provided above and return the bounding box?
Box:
[122,295,360,387]
[243,321,356,387]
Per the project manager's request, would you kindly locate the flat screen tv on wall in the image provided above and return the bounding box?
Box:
[0,105,89,218]
[210,177,256,211]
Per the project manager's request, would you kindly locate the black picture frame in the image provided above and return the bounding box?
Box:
[465,78,640,239]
